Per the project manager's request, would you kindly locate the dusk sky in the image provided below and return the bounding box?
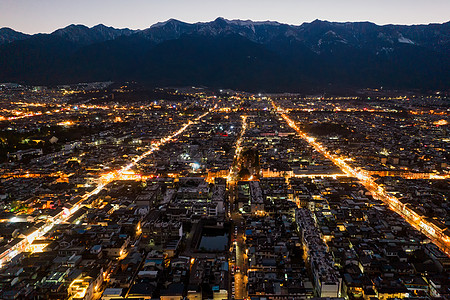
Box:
[1,0,450,34]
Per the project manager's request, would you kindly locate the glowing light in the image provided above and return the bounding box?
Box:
[57,120,75,126]
[191,162,201,170]
[433,119,448,126]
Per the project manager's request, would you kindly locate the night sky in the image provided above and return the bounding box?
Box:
[1,0,449,34]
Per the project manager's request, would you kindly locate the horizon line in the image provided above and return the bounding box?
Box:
[1,17,449,35]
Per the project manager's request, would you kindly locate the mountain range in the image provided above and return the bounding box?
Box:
[0,18,449,92]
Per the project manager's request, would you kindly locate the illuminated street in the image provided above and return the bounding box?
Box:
[273,102,450,256]
[0,106,215,267]
[227,114,249,299]
[227,115,248,183]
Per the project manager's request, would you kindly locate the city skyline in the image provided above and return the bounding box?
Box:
[1,0,450,34]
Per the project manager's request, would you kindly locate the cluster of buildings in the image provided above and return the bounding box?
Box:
[244,212,313,298]
[293,176,450,299]
[0,88,448,299]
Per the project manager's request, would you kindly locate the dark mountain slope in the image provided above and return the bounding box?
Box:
[0,19,448,91]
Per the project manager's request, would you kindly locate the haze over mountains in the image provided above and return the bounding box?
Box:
[0,18,449,92]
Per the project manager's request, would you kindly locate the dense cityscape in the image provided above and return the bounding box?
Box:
[0,83,448,299]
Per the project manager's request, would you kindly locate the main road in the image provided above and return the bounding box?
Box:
[227,115,248,300]
[272,102,450,256]
[0,106,215,268]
